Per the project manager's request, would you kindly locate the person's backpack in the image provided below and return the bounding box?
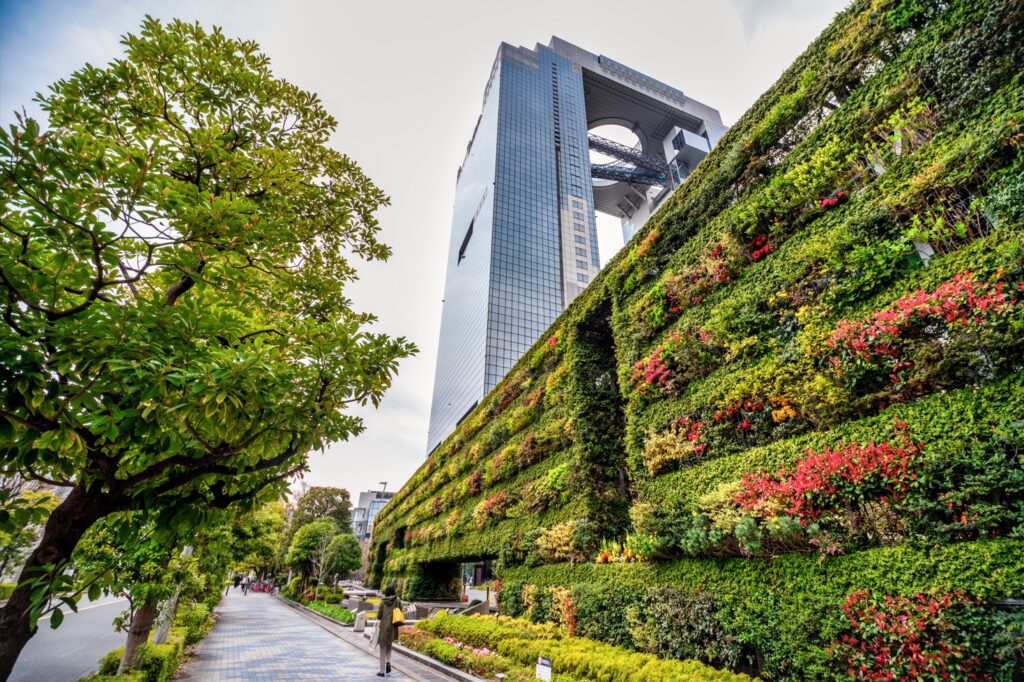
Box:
[392,607,406,627]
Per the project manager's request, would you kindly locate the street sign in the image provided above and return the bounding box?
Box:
[535,655,552,681]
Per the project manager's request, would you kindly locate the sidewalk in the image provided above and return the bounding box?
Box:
[177,590,414,681]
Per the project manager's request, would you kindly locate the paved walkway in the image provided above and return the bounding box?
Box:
[178,590,411,681]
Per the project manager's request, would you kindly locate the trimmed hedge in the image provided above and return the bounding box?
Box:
[305,600,355,624]
[416,614,749,682]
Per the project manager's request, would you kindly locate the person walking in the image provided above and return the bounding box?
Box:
[241,575,250,596]
[375,585,403,677]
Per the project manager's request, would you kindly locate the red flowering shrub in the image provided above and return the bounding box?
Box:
[748,235,774,261]
[631,329,724,395]
[491,382,524,416]
[818,189,847,209]
[734,437,921,521]
[826,270,1021,392]
[651,240,743,320]
[467,470,482,496]
[632,347,671,388]
[831,590,986,681]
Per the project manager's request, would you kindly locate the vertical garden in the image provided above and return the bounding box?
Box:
[371,0,1024,677]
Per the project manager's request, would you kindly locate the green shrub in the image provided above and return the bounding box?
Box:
[496,635,749,682]
[173,601,214,645]
[283,576,302,599]
[306,600,355,624]
[79,674,144,682]
[0,583,15,600]
[95,642,181,682]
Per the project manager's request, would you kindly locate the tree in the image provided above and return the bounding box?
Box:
[71,513,185,673]
[293,487,353,530]
[325,533,361,578]
[278,486,352,565]
[230,501,285,578]
[285,518,338,583]
[0,17,415,675]
[0,478,58,580]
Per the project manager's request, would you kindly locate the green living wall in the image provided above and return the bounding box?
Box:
[372,0,1024,677]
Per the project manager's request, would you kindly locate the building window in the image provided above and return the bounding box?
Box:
[576,259,588,269]
[574,222,585,232]
[575,247,587,256]
[577,273,589,283]
[571,199,583,209]
[572,211,584,220]
[574,235,586,244]
[458,219,474,265]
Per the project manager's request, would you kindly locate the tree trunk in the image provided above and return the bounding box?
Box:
[118,596,159,674]
[152,546,193,645]
[0,484,110,681]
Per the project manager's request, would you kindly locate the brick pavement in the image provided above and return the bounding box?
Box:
[177,590,410,681]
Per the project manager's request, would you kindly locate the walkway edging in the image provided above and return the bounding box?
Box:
[276,597,483,682]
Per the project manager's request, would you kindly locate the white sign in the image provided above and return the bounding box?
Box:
[535,655,552,681]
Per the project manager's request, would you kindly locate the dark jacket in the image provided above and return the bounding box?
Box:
[376,595,402,648]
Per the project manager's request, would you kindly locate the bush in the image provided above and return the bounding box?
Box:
[0,583,15,600]
[282,576,302,599]
[416,614,748,682]
[306,600,355,625]
[173,601,214,645]
[96,642,180,682]
[79,675,144,682]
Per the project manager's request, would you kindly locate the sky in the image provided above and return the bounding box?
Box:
[0,0,849,503]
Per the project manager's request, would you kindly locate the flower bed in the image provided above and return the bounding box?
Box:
[402,614,749,682]
[305,600,355,625]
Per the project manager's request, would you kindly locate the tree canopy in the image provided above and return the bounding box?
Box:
[293,486,352,530]
[285,518,338,577]
[0,16,415,674]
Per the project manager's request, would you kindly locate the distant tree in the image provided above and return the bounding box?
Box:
[278,487,352,565]
[285,519,339,582]
[0,16,414,674]
[294,487,353,529]
[230,501,286,578]
[325,533,361,579]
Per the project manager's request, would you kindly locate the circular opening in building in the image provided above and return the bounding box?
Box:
[588,123,641,187]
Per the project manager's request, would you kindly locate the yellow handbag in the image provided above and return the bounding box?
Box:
[392,607,406,626]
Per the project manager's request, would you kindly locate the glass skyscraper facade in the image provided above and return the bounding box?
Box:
[427,38,726,455]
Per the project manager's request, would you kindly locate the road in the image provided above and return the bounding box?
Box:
[9,594,129,682]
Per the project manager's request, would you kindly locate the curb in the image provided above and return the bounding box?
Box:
[277,597,483,682]
[391,643,484,682]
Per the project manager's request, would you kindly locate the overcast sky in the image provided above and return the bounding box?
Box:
[0,0,848,503]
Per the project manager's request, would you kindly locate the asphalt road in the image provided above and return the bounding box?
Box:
[9,594,129,682]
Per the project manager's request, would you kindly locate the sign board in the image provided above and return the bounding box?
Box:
[535,655,552,681]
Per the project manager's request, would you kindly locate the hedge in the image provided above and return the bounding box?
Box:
[372,0,1024,677]
[502,539,1024,679]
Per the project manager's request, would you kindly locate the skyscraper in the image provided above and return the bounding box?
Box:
[427,38,726,455]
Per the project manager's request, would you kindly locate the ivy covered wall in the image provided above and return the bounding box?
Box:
[372,0,1024,677]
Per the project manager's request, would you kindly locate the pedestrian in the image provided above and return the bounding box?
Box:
[242,575,250,595]
[375,585,403,677]
[233,574,241,590]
